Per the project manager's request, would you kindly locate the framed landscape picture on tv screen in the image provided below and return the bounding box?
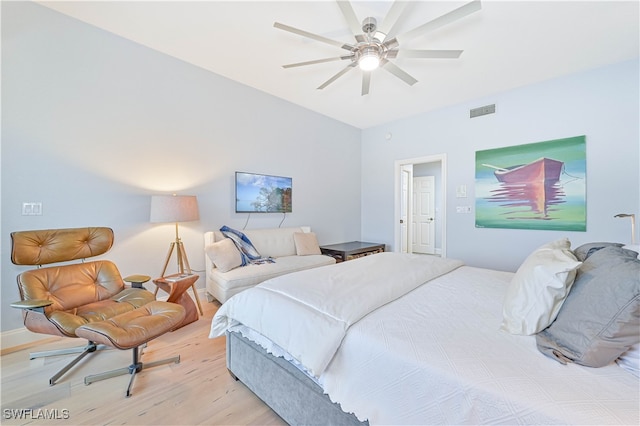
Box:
[235,171,292,213]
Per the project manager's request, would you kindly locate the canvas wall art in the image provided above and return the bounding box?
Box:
[475,135,586,231]
[235,171,292,213]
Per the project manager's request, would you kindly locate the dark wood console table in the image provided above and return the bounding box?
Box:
[320,241,385,262]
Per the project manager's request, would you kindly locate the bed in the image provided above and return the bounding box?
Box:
[210,241,639,425]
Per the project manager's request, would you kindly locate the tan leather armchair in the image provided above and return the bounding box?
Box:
[10,227,158,386]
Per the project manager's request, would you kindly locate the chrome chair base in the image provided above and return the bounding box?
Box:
[29,340,111,386]
[84,345,180,397]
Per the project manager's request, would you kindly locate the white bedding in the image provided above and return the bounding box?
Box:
[211,254,639,425]
[320,265,639,424]
[211,252,463,375]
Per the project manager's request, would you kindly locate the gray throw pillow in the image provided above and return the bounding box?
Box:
[572,242,623,261]
[536,246,640,367]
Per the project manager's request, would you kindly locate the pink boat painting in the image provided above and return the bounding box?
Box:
[483,157,564,184]
[475,136,586,231]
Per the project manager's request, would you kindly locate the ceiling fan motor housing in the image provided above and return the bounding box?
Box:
[362,17,377,34]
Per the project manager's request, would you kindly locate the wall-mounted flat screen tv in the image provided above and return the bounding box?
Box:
[235,171,292,213]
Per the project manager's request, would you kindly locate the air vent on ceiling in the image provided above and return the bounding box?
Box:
[470,104,496,118]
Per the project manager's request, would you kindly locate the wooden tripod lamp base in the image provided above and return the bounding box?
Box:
[157,239,203,316]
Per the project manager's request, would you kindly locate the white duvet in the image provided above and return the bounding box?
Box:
[210,252,463,376]
[320,266,639,424]
[210,254,639,425]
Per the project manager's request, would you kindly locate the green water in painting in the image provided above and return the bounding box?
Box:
[475,136,586,231]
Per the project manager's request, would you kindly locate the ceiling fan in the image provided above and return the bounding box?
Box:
[274,0,481,95]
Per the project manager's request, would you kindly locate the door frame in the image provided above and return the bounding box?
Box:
[394,154,447,257]
[400,165,413,253]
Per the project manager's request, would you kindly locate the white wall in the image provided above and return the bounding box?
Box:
[362,59,639,271]
[3,2,639,337]
[1,2,361,333]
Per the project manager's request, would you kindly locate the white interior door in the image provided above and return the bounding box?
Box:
[412,176,435,254]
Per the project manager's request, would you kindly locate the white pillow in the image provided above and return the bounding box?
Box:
[293,232,321,255]
[501,238,582,335]
[205,238,242,273]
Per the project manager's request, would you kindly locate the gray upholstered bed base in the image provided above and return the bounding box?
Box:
[226,331,367,425]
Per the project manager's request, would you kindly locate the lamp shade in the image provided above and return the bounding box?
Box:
[150,195,199,223]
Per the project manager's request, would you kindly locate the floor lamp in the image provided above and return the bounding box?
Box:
[150,194,203,315]
[614,213,636,245]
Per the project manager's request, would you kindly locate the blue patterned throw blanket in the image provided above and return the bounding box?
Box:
[220,226,275,266]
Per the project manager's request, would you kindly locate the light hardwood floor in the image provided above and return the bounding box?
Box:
[1,300,286,425]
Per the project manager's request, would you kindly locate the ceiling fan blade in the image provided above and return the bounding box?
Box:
[317,63,357,90]
[283,55,353,69]
[362,71,371,96]
[274,22,355,51]
[377,1,412,41]
[383,37,400,50]
[336,1,362,37]
[396,49,463,59]
[381,60,418,86]
[395,0,481,44]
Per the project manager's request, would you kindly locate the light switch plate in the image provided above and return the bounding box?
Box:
[22,202,42,216]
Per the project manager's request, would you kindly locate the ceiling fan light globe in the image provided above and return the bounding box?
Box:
[359,51,380,71]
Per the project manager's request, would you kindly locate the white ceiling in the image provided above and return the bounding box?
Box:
[37,0,639,129]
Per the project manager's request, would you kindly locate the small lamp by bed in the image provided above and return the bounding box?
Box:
[614,213,636,245]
